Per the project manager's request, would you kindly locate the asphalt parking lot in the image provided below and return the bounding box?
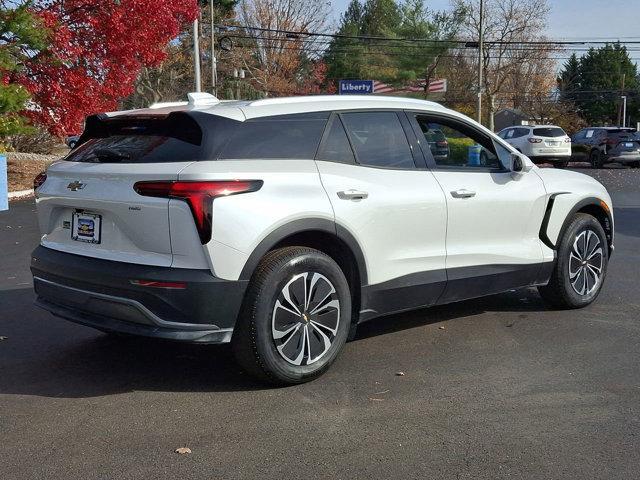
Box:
[1,166,639,479]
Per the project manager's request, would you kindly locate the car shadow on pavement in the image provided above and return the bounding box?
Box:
[0,285,550,398]
[0,287,264,397]
[354,287,547,341]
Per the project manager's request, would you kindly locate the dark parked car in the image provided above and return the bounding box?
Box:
[423,127,450,162]
[571,127,640,168]
[65,135,80,149]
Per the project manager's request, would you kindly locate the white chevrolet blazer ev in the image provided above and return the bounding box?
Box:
[31,93,614,384]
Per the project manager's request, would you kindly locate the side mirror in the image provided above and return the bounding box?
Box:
[510,153,524,172]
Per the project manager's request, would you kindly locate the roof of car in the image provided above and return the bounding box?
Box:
[107,93,449,121]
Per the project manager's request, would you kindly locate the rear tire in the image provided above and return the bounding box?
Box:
[232,247,351,385]
[590,150,603,169]
[538,213,608,309]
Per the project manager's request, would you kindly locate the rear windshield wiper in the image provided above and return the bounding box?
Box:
[89,148,131,163]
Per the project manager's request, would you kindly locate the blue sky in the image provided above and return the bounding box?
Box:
[329,0,640,63]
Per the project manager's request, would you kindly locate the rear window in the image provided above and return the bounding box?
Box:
[606,129,636,138]
[533,127,566,138]
[219,112,329,160]
[66,112,237,163]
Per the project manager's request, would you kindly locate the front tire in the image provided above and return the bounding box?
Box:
[538,213,608,309]
[232,247,351,385]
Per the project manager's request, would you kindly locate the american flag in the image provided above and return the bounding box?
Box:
[373,79,447,95]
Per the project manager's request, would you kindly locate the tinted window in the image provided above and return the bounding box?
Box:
[514,128,530,138]
[66,112,217,164]
[341,112,415,169]
[606,129,636,138]
[219,113,328,160]
[316,116,356,164]
[414,114,502,169]
[573,129,586,140]
[533,127,566,137]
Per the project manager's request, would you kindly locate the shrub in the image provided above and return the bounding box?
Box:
[6,129,59,155]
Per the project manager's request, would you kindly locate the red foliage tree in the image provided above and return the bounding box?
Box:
[17,0,198,135]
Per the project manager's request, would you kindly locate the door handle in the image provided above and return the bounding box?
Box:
[450,189,476,198]
[337,189,369,200]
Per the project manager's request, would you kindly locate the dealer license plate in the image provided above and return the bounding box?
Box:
[72,212,102,244]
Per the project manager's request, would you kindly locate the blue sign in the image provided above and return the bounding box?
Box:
[0,154,7,211]
[339,80,374,95]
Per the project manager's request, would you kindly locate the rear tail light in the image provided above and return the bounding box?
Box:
[34,172,47,190]
[133,180,263,244]
[528,138,542,143]
[604,137,618,146]
[564,137,571,143]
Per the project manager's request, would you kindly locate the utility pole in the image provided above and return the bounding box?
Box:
[477,0,484,124]
[621,96,627,128]
[193,18,202,92]
[617,72,626,126]
[210,5,217,95]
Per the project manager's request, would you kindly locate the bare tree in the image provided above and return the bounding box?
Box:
[232,0,331,96]
[452,0,557,129]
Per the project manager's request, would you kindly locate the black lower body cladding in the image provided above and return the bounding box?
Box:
[30,246,247,343]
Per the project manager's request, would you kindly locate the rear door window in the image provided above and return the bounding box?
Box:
[316,116,356,164]
[219,112,328,160]
[340,112,415,169]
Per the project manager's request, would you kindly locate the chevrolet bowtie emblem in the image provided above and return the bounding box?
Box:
[67,181,86,191]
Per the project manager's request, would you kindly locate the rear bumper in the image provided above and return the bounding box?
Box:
[30,246,248,343]
[605,153,640,163]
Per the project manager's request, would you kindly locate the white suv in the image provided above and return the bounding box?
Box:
[498,125,572,168]
[31,94,613,384]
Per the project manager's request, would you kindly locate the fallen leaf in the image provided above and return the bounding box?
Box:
[438,326,445,330]
[373,389,390,395]
[175,447,192,455]
[395,371,405,376]
[0,336,7,341]
[368,398,384,402]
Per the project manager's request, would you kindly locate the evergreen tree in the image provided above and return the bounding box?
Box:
[324,0,460,88]
[559,43,639,125]
[0,2,49,137]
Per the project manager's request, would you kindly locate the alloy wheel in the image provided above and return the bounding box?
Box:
[568,229,603,296]
[271,272,340,366]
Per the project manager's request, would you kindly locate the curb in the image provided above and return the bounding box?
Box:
[8,189,34,200]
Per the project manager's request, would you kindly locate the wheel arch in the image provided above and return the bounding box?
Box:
[540,195,613,255]
[238,219,367,325]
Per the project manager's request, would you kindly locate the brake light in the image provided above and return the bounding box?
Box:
[564,137,571,143]
[528,138,542,143]
[133,180,263,244]
[34,172,47,190]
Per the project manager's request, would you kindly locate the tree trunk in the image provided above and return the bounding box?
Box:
[488,94,496,132]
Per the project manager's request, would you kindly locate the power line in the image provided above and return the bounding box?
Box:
[216,23,640,47]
